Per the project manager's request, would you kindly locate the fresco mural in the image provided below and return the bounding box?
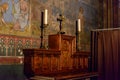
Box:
[0,0,32,37]
[12,0,29,31]
[30,0,98,51]
[0,0,98,50]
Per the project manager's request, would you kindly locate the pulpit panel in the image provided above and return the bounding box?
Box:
[49,34,76,70]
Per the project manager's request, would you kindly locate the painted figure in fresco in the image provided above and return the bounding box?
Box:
[78,7,85,31]
[12,0,29,31]
[0,3,8,26]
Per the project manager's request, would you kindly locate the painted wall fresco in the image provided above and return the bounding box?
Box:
[0,0,33,37]
[31,0,98,51]
[0,0,98,50]
[0,34,40,64]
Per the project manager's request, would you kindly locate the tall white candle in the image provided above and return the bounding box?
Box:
[44,9,48,24]
[77,19,81,32]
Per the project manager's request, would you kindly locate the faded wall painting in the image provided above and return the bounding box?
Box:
[31,0,98,43]
[0,0,98,51]
[0,0,32,37]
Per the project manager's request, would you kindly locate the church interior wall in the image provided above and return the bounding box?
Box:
[0,0,99,80]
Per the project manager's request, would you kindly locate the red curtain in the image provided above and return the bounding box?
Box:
[91,29,120,80]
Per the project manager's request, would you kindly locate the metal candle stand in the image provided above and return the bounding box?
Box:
[76,20,81,51]
[76,31,81,51]
[40,24,48,49]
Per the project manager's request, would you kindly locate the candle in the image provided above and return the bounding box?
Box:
[77,19,81,32]
[44,9,48,24]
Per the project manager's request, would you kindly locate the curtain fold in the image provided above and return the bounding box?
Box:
[91,29,119,80]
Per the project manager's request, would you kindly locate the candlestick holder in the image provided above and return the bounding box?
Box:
[40,24,48,49]
[57,14,65,34]
[76,31,81,51]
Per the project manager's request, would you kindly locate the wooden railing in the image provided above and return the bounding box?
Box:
[23,34,98,79]
[23,49,61,77]
[72,51,90,72]
[23,49,91,78]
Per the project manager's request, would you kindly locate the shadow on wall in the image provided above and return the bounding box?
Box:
[0,64,27,80]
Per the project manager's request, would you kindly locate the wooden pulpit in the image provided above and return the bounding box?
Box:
[48,34,76,70]
[23,34,98,79]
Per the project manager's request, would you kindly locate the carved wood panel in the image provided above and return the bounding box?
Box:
[49,34,76,70]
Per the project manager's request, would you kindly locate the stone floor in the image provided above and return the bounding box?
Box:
[0,64,27,80]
